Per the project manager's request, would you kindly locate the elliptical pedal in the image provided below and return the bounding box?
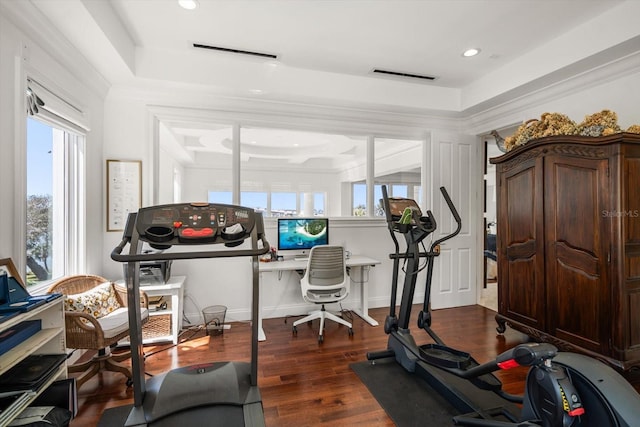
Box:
[420,344,503,391]
[420,344,472,369]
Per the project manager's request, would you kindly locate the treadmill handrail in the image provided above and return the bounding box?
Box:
[111,235,270,263]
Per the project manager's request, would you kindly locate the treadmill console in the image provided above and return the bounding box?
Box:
[135,202,256,247]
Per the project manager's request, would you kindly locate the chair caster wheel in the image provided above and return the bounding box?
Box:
[318,335,324,343]
[348,328,354,336]
[126,377,133,387]
[292,325,297,335]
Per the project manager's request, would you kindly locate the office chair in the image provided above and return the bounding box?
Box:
[292,245,354,343]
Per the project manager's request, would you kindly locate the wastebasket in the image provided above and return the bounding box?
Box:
[202,305,227,336]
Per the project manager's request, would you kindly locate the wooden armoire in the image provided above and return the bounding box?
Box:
[491,132,640,371]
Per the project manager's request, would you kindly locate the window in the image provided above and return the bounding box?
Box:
[351,138,423,216]
[26,117,84,287]
[25,79,86,289]
[271,192,296,217]
[159,120,423,218]
[375,138,422,216]
[353,183,367,216]
[241,192,268,214]
[301,192,325,216]
[235,126,363,217]
[208,191,232,204]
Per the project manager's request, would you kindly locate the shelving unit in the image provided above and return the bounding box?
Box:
[119,276,185,345]
[0,297,67,426]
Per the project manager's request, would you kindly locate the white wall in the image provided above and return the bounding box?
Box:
[532,70,640,128]
[467,56,640,134]
[0,5,106,277]
[175,218,392,325]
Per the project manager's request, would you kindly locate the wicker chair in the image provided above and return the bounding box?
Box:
[48,274,149,390]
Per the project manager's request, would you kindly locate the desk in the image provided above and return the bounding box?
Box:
[258,256,380,341]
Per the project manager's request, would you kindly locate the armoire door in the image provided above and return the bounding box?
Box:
[544,154,610,354]
[497,154,546,330]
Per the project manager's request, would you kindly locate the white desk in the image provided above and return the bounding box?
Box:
[258,255,380,341]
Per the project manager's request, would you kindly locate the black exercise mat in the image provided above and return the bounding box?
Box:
[351,357,459,426]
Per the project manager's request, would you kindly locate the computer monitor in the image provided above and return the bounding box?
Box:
[277,218,329,259]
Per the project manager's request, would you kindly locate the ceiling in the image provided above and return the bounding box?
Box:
[28,0,639,112]
[22,0,640,164]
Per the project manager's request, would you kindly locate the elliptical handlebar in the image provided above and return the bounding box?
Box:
[430,186,462,252]
[458,343,558,380]
[440,186,461,225]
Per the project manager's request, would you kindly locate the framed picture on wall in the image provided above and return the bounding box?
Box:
[107,159,142,232]
[0,258,25,288]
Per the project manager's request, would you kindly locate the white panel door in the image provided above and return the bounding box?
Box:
[428,131,479,309]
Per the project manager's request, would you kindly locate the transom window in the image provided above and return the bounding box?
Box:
[161,123,423,217]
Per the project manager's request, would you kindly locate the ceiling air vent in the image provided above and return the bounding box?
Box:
[372,69,437,81]
[192,43,278,60]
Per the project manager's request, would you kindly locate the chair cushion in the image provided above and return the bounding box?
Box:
[64,282,121,319]
[98,307,149,339]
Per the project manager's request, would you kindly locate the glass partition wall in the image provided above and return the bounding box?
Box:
[159,122,423,218]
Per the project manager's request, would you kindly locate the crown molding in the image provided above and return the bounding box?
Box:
[463,48,640,135]
[1,0,110,99]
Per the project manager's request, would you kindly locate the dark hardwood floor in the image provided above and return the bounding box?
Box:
[68,304,638,426]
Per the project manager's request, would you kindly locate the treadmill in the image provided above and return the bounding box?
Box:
[111,202,270,426]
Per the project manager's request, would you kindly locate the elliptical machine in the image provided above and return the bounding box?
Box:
[367,186,640,426]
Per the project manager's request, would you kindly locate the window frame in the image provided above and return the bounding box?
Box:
[21,78,87,293]
[151,106,429,219]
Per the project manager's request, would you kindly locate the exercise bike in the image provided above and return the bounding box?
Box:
[367,185,640,426]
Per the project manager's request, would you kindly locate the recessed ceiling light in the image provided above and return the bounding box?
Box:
[462,48,481,57]
[178,0,199,10]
